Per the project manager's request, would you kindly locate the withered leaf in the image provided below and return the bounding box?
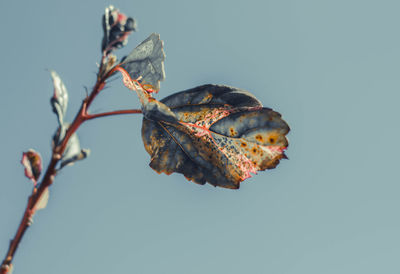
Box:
[120,33,166,91]
[141,84,290,189]
[101,5,136,55]
[21,149,42,185]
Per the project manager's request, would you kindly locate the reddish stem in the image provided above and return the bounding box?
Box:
[84,109,142,120]
[0,64,136,274]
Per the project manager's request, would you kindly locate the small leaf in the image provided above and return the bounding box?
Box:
[63,131,81,160]
[21,149,42,185]
[50,70,68,126]
[34,188,50,211]
[59,130,90,169]
[141,85,290,189]
[102,5,136,55]
[60,148,90,169]
[120,33,166,91]
[52,124,90,169]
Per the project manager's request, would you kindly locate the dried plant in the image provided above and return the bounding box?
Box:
[1,6,289,274]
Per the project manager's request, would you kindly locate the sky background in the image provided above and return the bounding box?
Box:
[1,0,399,273]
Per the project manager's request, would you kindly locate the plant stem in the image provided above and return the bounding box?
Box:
[84,109,142,120]
[0,63,138,274]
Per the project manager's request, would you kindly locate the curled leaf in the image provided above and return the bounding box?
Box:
[60,129,90,169]
[21,149,42,185]
[52,125,90,170]
[120,33,166,91]
[141,85,290,189]
[60,148,90,169]
[102,5,136,55]
[50,70,68,126]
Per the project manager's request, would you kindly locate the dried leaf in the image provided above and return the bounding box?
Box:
[21,149,42,184]
[50,70,68,126]
[141,84,290,189]
[102,5,136,55]
[120,33,166,91]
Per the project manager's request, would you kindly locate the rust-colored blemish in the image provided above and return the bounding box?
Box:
[267,132,280,144]
[255,134,263,141]
[198,93,213,104]
[241,142,247,147]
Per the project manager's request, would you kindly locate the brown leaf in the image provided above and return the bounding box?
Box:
[21,149,42,185]
[141,84,290,189]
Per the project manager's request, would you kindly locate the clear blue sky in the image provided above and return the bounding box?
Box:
[1,0,399,273]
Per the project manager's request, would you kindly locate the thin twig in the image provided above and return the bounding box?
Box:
[0,62,130,274]
[84,109,142,120]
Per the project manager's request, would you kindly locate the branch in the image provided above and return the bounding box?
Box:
[84,109,142,121]
[2,6,142,272]
[0,63,119,274]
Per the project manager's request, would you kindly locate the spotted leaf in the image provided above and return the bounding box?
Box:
[141,84,290,189]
